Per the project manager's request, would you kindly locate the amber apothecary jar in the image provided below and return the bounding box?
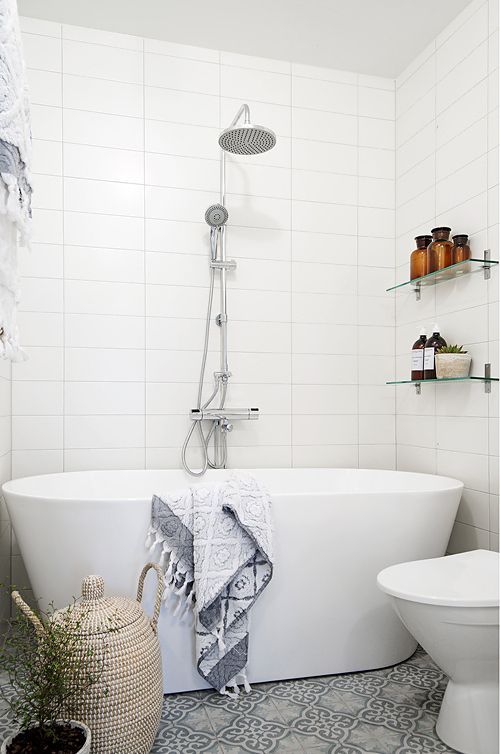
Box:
[410,235,432,280]
[427,227,453,273]
[452,234,471,265]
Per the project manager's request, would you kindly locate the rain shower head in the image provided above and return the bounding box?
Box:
[218,103,277,155]
[205,203,228,227]
[219,123,276,155]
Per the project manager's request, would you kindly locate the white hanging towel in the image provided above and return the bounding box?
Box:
[0,0,32,361]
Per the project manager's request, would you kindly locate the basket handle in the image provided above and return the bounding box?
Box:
[136,563,164,634]
[11,591,46,637]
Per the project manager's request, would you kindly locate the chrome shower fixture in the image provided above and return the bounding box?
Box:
[218,103,277,155]
[205,203,228,227]
[181,104,276,476]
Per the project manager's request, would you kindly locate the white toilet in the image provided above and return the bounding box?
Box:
[377,550,499,754]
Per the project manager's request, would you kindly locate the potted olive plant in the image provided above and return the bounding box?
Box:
[0,590,105,754]
[435,344,472,379]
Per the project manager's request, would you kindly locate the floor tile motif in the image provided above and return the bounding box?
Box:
[0,648,457,753]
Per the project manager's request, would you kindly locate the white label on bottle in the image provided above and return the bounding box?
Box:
[411,349,424,370]
[423,347,435,370]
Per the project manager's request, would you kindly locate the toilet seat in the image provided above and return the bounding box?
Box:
[377,549,499,608]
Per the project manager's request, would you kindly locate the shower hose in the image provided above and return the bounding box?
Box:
[181,228,228,476]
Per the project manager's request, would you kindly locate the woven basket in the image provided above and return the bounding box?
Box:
[13,564,164,754]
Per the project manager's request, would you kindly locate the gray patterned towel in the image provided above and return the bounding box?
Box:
[0,0,32,361]
[146,473,273,696]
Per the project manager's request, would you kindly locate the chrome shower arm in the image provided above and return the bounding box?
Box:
[229,103,251,128]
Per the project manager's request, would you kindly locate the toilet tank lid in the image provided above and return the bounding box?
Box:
[377,550,500,607]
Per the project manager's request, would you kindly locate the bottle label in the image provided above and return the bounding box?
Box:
[411,349,424,369]
[423,347,435,370]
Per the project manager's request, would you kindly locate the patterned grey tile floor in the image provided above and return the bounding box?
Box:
[0,647,457,753]
[151,647,457,754]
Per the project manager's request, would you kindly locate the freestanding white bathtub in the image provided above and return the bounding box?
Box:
[3,468,463,693]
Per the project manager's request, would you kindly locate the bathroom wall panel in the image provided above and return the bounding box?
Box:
[291,76,357,114]
[143,36,217,62]
[31,139,63,176]
[63,39,143,84]
[145,86,219,127]
[395,0,499,552]
[291,444,358,468]
[21,31,60,70]
[359,444,396,470]
[358,117,395,150]
[64,109,144,151]
[27,70,61,107]
[358,86,395,120]
[63,448,145,472]
[62,23,142,50]
[64,143,144,184]
[221,65,291,106]
[63,74,143,117]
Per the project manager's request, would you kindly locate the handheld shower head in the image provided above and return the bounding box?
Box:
[219,103,277,156]
[205,203,228,227]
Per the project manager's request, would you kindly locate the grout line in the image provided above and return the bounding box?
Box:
[35,193,396,214]
[31,158,399,183]
[356,78,360,469]
[486,19,492,537]
[61,27,66,472]
[392,77,398,471]
[32,108,396,153]
[396,10,489,101]
[142,38,147,471]
[29,75,397,124]
[289,69,293,468]
[397,147,491,211]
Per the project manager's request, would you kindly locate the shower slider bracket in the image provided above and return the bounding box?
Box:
[210,259,237,271]
[214,369,231,381]
[190,407,260,422]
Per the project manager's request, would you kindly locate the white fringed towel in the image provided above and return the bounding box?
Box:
[0,0,32,361]
[146,473,274,697]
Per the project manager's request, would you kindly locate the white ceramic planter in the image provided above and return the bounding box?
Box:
[1,721,91,754]
[435,353,471,379]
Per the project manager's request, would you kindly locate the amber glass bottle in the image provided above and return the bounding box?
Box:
[452,234,471,265]
[410,235,432,280]
[427,227,453,274]
[424,324,447,380]
[411,328,427,381]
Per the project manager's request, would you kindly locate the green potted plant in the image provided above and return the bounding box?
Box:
[0,590,106,754]
[435,344,471,379]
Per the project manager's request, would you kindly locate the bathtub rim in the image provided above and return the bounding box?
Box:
[2,467,464,505]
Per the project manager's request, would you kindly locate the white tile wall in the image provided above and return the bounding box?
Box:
[10,15,396,490]
[395,0,499,553]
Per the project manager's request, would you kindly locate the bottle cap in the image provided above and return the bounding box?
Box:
[452,234,468,244]
[419,327,427,336]
[431,323,440,333]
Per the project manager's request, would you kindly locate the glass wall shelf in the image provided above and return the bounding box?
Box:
[386,365,497,394]
[387,252,497,300]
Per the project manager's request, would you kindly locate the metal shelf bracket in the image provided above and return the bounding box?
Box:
[483,249,491,280]
[485,362,492,393]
